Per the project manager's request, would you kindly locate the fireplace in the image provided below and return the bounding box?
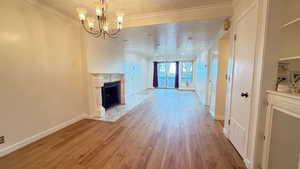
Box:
[101,81,121,109]
[89,73,125,117]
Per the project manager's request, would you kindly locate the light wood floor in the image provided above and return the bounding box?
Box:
[0,90,246,169]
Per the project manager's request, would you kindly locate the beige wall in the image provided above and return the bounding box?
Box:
[0,0,88,154]
[215,36,230,120]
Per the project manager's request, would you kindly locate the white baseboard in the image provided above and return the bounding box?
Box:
[209,110,215,118]
[0,113,88,158]
[178,88,195,91]
[223,127,229,138]
[244,158,252,169]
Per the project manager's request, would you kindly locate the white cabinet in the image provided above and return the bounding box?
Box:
[262,91,300,169]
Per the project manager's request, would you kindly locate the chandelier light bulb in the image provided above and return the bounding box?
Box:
[77,8,87,21]
[96,8,102,16]
[95,2,103,16]
[117,15,123,23]
[87,17,96,28]
[103,24,109,32]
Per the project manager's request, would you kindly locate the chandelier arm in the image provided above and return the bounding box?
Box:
[105,28,121,37]
[93,30,104,38]
[105,30,121,39]
[81,21,100,35]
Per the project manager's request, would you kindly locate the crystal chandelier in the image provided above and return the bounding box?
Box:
[76,0,124,39]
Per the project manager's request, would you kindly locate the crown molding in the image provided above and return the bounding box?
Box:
[24,0,79,25]
[24,0,233,29]
[124,2,233,28]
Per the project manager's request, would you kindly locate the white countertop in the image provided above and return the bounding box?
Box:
[267,90,300,101]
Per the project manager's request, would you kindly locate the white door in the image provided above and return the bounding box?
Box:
[228,6,258,159]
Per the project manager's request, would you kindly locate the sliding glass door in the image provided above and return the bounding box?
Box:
[157,62,176,88]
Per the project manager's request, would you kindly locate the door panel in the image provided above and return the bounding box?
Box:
[229,6,258,158]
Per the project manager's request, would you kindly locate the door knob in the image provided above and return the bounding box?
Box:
[241,92,249,98]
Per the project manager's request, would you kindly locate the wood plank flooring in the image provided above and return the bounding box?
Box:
[0,90,246,169]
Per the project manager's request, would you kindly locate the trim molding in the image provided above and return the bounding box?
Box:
[223,127,229,138]
[0,114,88,158]
[209,109,215,118]
[232,0,257,23]
[26,0,232,28]
[124,2,233,28]
[244,158,252,169]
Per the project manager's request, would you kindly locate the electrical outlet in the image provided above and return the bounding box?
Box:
[0,136,5,144]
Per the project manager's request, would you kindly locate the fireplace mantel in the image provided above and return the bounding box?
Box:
[89,73,125,118]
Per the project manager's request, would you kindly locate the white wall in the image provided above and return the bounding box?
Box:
[208,47,219,116]
[147,62,154,89]
[87,37,150,98]
[194,51,210,105]
[0,0,88,156]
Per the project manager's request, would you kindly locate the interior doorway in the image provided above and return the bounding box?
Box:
[215,32,230,121]
[157,62,177,88]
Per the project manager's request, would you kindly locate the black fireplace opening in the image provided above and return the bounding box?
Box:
[101,81,121,109]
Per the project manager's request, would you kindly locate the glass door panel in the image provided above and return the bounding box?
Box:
[158,63,167,88]
[166,63,176,88]
[180,61,193,88]
[157,62,176,88]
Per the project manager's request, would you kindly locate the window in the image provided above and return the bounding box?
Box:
[181,62,193,84]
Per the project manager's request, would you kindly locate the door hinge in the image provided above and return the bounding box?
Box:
[228,119,231,125]
[234,34,237,41]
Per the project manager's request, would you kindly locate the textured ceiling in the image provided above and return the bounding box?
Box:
[91,18,224,60]
[36,0,232,19]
